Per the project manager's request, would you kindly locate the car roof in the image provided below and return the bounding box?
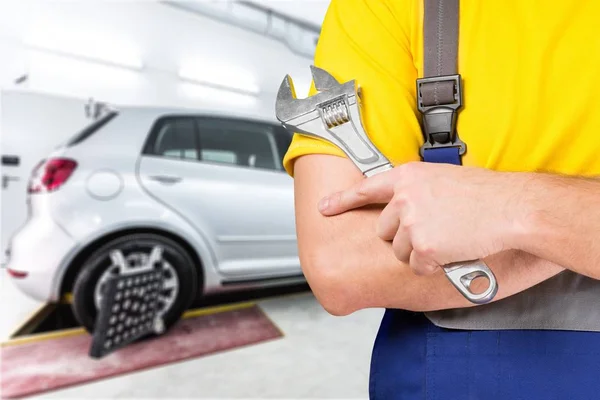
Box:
[113,104,280,125]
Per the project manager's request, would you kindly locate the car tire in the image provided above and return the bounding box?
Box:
[72,233,198,333]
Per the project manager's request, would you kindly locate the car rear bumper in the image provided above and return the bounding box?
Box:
[5,216,76,302]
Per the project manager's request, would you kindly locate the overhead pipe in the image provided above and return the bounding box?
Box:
[160,0,320,60]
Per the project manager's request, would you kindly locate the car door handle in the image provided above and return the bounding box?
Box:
[2,175,20,189]
[148,175,182,184]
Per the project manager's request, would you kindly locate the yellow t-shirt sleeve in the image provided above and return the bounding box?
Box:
[282,0,424,177]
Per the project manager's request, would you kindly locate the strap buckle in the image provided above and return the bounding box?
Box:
[416,74,466,158]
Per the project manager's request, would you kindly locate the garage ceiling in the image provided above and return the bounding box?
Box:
[245,0,330,26]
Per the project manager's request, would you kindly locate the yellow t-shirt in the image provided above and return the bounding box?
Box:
[283,0,600,177]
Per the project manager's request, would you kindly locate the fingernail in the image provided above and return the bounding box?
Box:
[318,197,330,212]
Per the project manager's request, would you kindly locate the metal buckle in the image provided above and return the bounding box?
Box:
[416,74,466,158]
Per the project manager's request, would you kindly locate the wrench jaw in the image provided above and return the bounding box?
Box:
[275,75,299,123]
[275,73,356,122]
[310,65,340,92]
[275,66,393,176]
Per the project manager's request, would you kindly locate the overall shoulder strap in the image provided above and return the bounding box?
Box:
[423,0,459,81]
[418,0,465,165]
[419,0,500,308]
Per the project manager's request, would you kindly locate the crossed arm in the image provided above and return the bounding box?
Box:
[293,154,600,316]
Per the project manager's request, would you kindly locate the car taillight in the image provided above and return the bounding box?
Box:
[28,158,78,194]
[7,268,28,279]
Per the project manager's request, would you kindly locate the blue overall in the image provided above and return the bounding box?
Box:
[368,146,600,399]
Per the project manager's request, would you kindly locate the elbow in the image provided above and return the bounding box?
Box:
[317,279,358,317]
[300,248,365,317]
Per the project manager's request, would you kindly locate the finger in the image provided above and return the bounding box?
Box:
[318,171,398,216]
[408,250,439,276]
[377,203,401,241]
[392,228,412,264]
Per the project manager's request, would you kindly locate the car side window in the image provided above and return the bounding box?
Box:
[197,118,280,171]
[151,118,198,160]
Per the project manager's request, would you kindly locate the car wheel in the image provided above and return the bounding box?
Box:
[72,233,198,333]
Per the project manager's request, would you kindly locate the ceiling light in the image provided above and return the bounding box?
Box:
[24,25,144,70]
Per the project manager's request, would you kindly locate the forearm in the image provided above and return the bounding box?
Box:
[294,155,564,314]
[301,205,563,313]
[514,173,600,279]
[374,241,564,313]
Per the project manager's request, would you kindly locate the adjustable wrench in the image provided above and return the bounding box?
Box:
[275,65,498,304]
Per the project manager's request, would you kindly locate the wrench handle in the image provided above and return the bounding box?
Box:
[443,260,498,304]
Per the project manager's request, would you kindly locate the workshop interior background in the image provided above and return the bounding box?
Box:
[0,1,384,399]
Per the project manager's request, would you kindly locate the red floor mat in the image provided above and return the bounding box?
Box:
[1,305,282,399]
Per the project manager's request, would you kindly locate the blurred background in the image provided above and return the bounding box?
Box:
[0,0,324,255]
[0,1,383,398]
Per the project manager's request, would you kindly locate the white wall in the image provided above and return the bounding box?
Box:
[0,0,322,118]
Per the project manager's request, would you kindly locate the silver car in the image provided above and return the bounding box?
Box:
[5,106,302,331]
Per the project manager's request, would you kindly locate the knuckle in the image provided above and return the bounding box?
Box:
[400,214,416,229]
[393,177,415,197]
[391,193,409,207]
[356,180,369,197]
[413,239,435,258]
[398,161,419,176]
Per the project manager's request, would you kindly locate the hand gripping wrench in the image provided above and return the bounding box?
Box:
[275,65,498,304]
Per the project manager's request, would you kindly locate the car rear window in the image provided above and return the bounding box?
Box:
[65,111,118,147]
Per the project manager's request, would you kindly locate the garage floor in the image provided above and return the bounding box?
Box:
[1,270,384,399]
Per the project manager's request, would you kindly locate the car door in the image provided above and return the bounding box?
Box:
[138,115,298,279]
